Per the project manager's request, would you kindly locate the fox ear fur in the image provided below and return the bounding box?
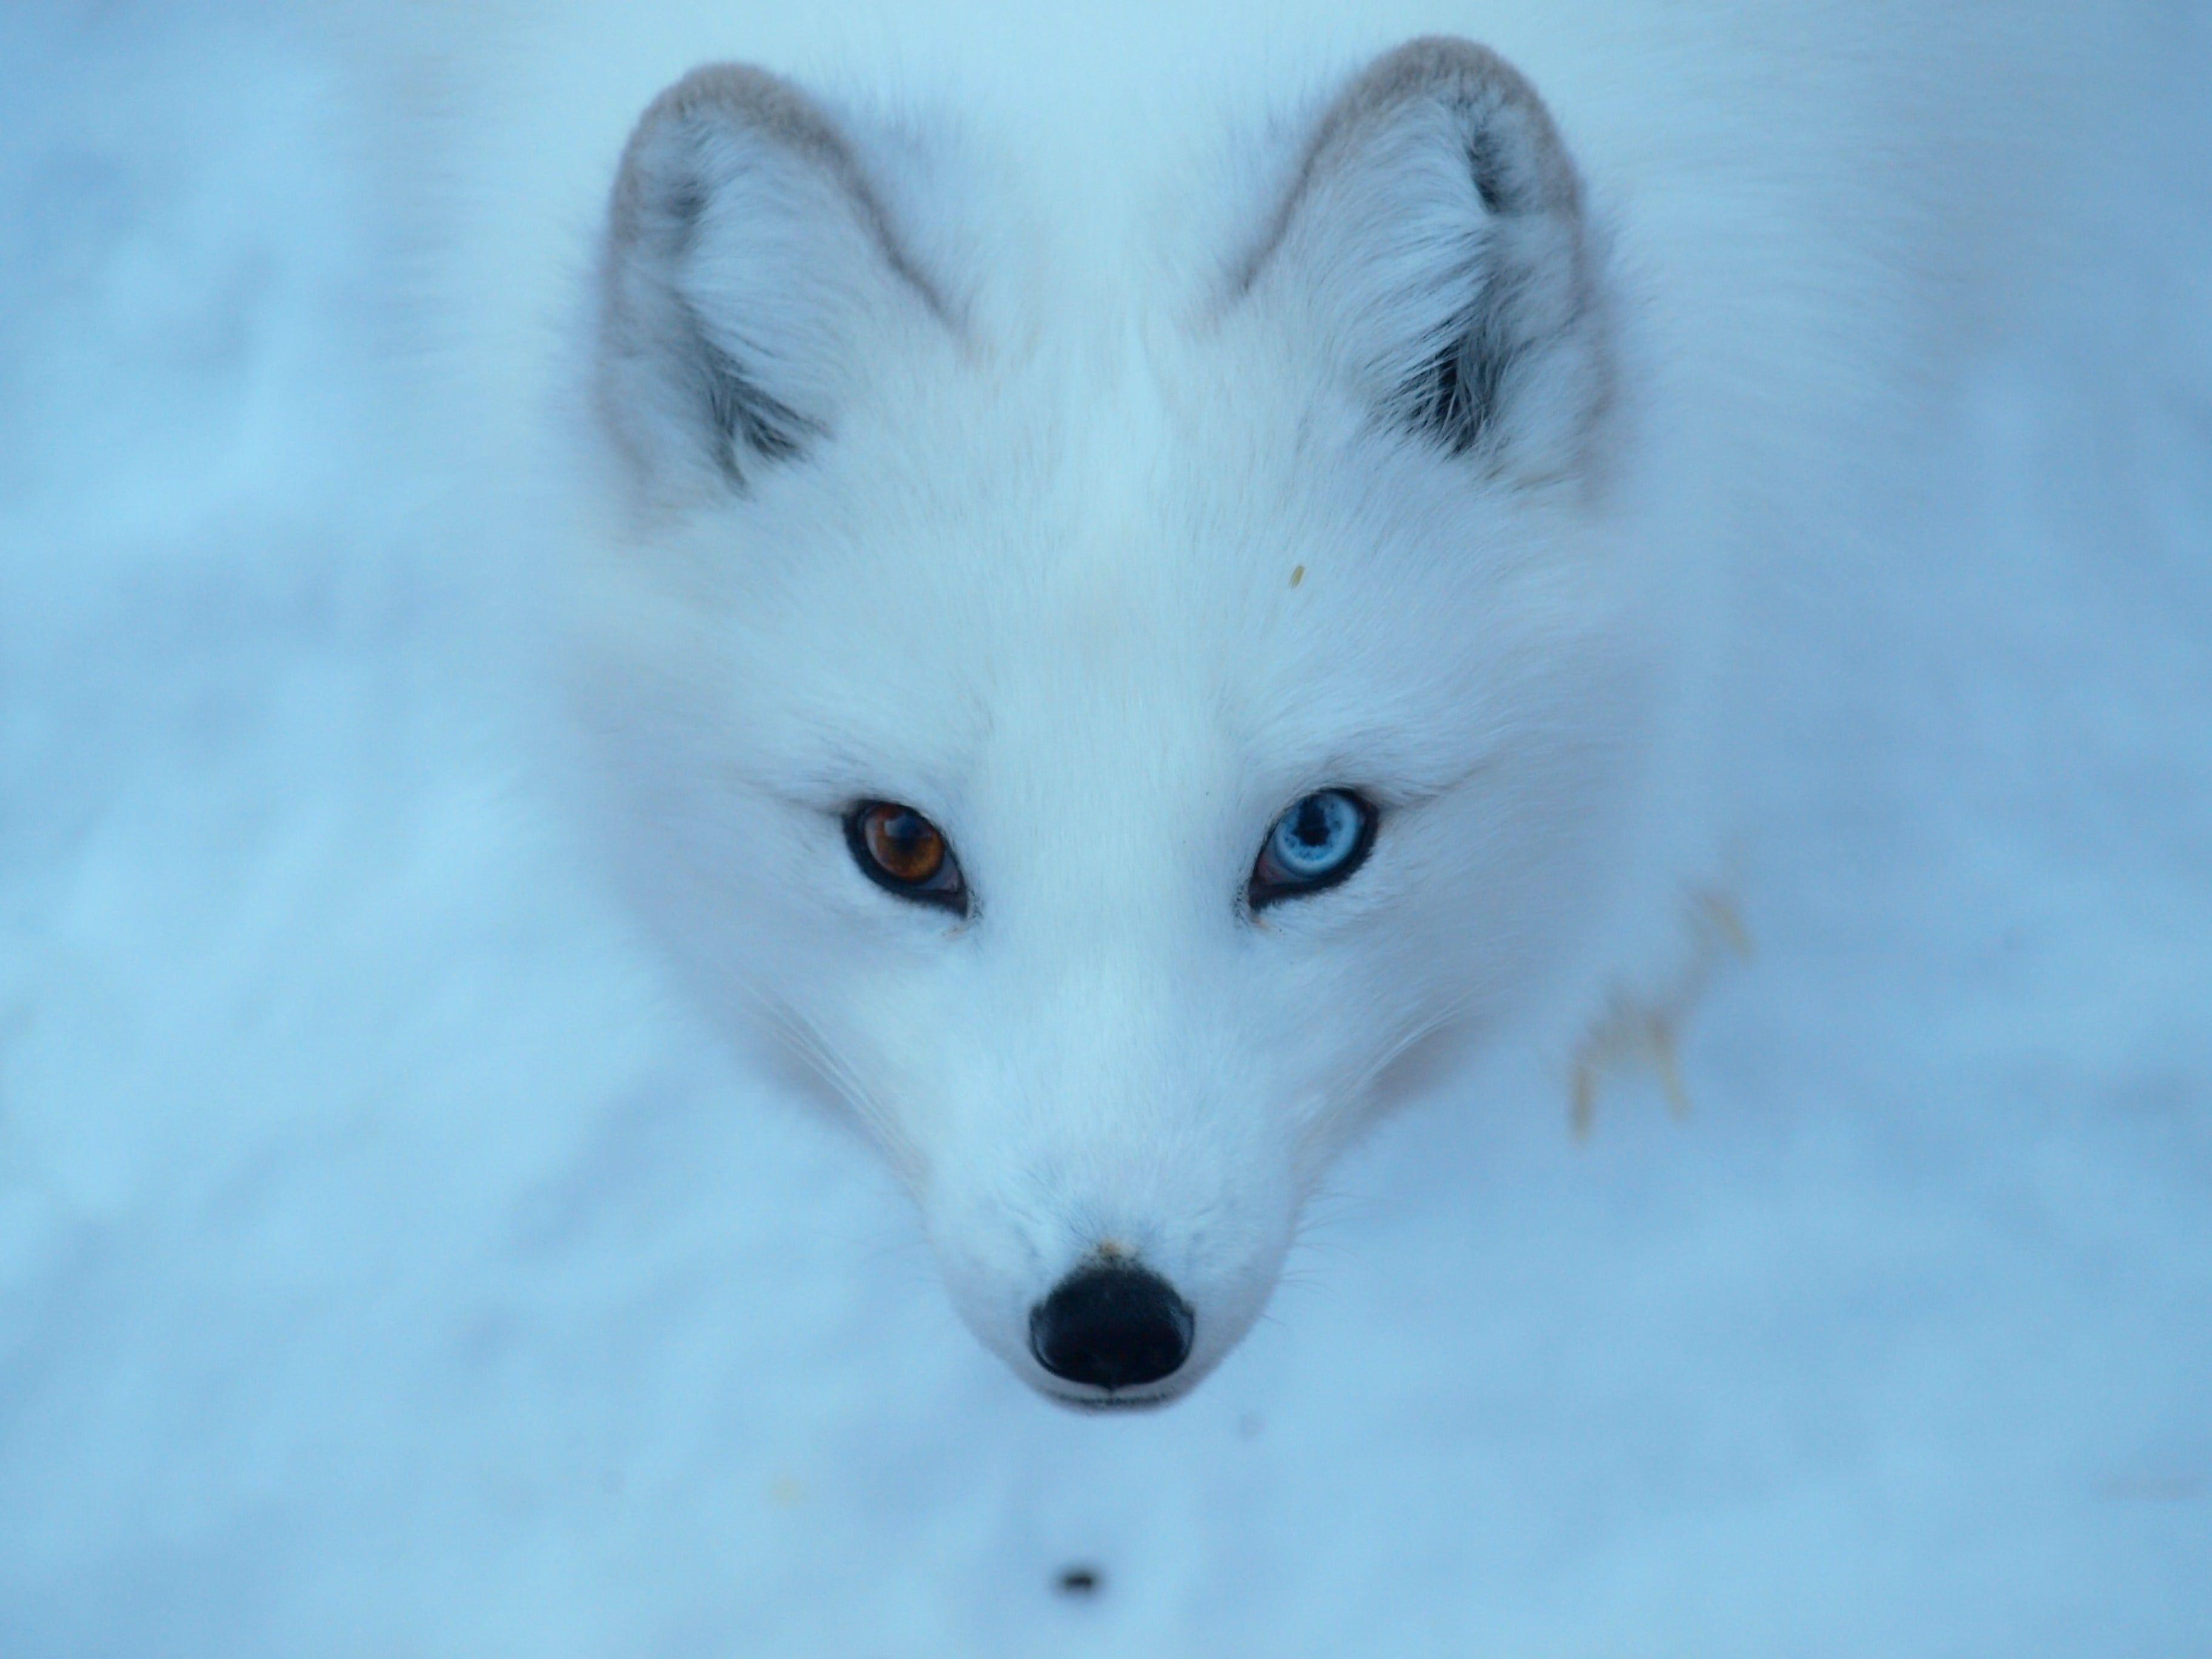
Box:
[1233,37,1615,484]
[594,64,954,502]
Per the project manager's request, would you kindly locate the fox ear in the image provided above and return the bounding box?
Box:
[1233,38,1613,483]
[595,64,953,501]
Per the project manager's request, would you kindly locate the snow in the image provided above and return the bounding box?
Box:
[2,4,2207,1654]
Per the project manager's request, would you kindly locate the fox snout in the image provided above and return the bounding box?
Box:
[923,1138,1300,1407]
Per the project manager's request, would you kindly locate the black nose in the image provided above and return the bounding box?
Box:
[1028,1264,1195,1391]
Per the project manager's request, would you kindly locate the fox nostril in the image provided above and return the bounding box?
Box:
[1028,1264,1194,1391]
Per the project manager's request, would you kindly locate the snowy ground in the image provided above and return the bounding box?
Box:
[3,5,2209,1655]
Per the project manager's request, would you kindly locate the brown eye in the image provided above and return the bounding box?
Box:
[845,802,967,913]
[863,806,943,883]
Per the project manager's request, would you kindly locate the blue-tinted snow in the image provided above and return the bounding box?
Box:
[1,4,2207,1654]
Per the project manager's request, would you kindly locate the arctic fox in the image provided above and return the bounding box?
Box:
[397,0,2059,1407]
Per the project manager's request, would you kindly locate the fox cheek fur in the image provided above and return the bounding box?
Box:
[565,38,1691,1406]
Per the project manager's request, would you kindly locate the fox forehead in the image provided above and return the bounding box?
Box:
[669,469,1553,830]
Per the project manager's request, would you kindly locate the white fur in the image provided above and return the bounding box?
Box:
[380,0,2074,1404]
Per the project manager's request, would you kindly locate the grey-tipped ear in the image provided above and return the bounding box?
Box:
[595,64,952,500]
[1235,38,1613,483]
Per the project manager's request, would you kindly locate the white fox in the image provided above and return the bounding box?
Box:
[401,0,2065,1407]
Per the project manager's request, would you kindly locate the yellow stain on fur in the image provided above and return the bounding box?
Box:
[1289,565,1305,588]
[1698,890,1754,959]
[1649,1017,1691,1120]
[1569,887,1752,1139]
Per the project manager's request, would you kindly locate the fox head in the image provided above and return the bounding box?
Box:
[566,39,1677,1407]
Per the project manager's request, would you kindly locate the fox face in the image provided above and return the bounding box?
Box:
[568,41,1667,1406]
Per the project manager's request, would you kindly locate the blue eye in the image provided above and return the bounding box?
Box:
[1250,789,1376,907]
